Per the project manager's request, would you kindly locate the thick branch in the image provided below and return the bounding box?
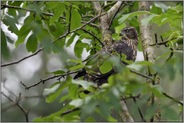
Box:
[93,2,112,46]
[139,2,155,63]
[120,100,134,122]
[138,1,160,121]
[107,1,123,27]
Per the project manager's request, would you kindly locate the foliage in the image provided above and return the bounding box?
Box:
[1,1,183,122]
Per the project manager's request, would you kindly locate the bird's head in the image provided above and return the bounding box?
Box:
[120,26,138,41]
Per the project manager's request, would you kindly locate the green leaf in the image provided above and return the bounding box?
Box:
[118,11,151,24]
[59,95,69,103]
[3,15,19,34]
[68,82,78,99]
[141,14,158,25]
[49,23,57,32]
[99,60,113,74]
[161,106,180,120]
[70,8,82,30]
[150,85,163,97]
[150,3,163,14]
[15,15,33,47]
[50,3,65,23]
[26,34,38,53]
[44,81,68,103]
[67,59,82,64]
[66,34,76,47]
[1,30,10,59]
[43,82,61,96]
[46,2,59,10]
[46,70,65,75]
[74,40,83,58]
[69,98,83,107]
[69,64,84,71]
[72,79,96,90]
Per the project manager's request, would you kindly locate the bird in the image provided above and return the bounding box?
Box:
[74,26,139,86]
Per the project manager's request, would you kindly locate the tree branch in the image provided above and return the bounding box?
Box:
[107,1,123,28]
[1,48,43,67]
[162,92,183,106]
[20,71,80,89]
[1,12,105,67]
[1,92,29,122]
[139,1,161,121]
[80,28,104,46]
[120,100,134,122]
[93,2,112,46]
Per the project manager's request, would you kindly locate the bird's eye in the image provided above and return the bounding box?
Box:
[124,29,129,32]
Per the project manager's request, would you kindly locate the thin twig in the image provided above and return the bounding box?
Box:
[1,4,65,19]
[130,69,153,80]
[1,92,29,122]
[20,70,80,89]
[80,28,104,46]
[68,4,72,33]
[1,48,43,67]
[132,96,146,122]
[60,108,80,117]
[149,37,177,46]
[1,13,106,68]
[54,13,106,43]
[162,92,183,106]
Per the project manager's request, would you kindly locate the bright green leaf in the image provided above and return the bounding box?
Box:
[69,64,84,71]
[99,60,113,74]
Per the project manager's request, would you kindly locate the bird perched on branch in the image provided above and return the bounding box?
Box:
[74,26,139,85]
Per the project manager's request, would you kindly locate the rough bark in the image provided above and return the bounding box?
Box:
[92,2,134,122]
[92,1,123,46]
[139,2,156,62]
[138,1,161,121]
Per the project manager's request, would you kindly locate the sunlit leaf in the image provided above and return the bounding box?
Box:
[69,98,83,107]
[72,79,96,90]
[99,60,113,74]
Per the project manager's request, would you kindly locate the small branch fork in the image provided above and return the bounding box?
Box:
[20,71,80,89]
[150,34,177,47]
[151,34,182,62]
[1,91,29,122]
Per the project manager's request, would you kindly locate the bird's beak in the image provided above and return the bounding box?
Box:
[119,31,126,37]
